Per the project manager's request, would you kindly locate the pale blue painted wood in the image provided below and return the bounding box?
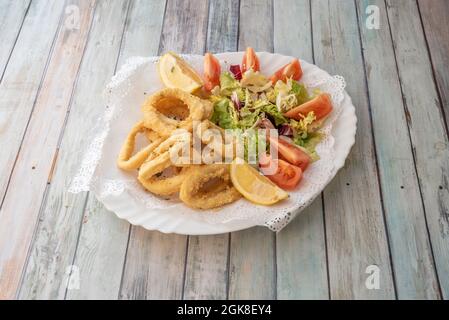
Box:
[19,0,130,299]
[356,0,440,299]
[0,0,30,81]
[67,0,167,300]
[0,0,68,299]
[312,0,395,299]
[274,0,329,300]
[386,0,449,298]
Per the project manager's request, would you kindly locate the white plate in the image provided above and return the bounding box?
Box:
[94,52,357,235]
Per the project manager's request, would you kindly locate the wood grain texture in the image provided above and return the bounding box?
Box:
[227,0,276,300]
[0,0,67,300]
[418,0,449,132]
[312,0,395,299]
[183,0,239,300]
[0,0,30,81]
[0,0,65,202]
[119,0,209,300]
[206,0,239,53]
[18,0,130,300]
[159,0,209,54]
[273,0,329,300]
[66,0,167,300]
[1,0,96,298]
[356,0,440,299]
[386,0,449,298]
[184,235,229,300]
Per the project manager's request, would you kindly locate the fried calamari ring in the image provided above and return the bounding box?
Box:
[179,164,241,209]
[117,121,164,171]
[138,132,191,184]
[137,131,193,196]
[195,120,237,163]
[138,165,192,196]
[142,88,213,136]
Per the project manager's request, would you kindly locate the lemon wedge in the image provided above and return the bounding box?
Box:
[158,52,203,93]
[230,159,288,205]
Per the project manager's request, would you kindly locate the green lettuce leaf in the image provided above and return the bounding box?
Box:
[220,72,241,96]
[261,104,288,126]
[290,81,310,105]
[210,98,238,129]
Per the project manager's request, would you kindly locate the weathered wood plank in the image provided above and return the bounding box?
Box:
[418,0,449,132]
[184,235,229,300]
[273,0,329,300]
[0,0,65,203]
[183,0,239,300]
[386,0,449,298]
[206,0,239,53]
[0,0,67,300]
[355,0,440,299]
[18,0,130,300]
[67,0,167,300]
[312,0,395,299]
[228,0,276,300]
[119,0,209,300]
[0,0,31,81]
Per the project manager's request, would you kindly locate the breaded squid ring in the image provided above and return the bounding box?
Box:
[195,120,237,163]
[179,164,241,209]
[138,165,192,196]
[142,88,213,135]
[117,121,164,171]
[138,132,191,181]
[137,130,193,196]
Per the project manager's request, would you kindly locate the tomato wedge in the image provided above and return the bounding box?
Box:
[241,47,260,73]
[203,52,221,91]
[259,154,303,190]
[269,136,310,171]
[284,93,333,121]
[270,59,303,84]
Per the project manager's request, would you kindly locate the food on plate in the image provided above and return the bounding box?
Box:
[268,136,310,171]
[284,93,333,121]
[270,58,303,84]
[179,164,241,209]
[139,165,192,196]
[230,159,288,205]
[117,48,334,209]
[203,53,221,91]
[241,47,260,73]
[142,88,212,135]
[259,154,303,190]
[117,121,164,171]
[158,51,203,93]
[194,120,237,163]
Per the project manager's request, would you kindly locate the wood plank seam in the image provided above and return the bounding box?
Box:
[62,0,133,299]
[63,193,90,299]
[383,0,443,298]
[0,0,32,85]
[0,1,66,211]
[306,0,339,299]
[415,0,449,139]
[354,0,398,299]
[320,197,331,299]
[181,236,190,299]
[309,0,331,299]
[15,0,100,299]
[116,0,173,298]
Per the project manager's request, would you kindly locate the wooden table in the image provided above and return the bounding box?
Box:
[0,0,448,300]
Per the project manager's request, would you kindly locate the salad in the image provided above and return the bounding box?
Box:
[202,47,333,190]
